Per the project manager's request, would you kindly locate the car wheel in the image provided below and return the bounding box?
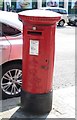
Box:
[58,20,65,27]
[75,21,77,26]
[67,22,71,26]
[0,62,22,99]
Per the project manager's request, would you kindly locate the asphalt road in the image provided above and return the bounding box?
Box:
[53,25,75,89]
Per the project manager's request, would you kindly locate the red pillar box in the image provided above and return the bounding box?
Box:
[18,10,61,114]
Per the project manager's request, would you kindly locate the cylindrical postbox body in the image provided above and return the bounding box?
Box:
[18,10,61,114]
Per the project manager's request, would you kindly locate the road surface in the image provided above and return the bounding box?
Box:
[53,25,75,89]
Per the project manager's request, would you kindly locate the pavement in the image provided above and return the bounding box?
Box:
[0,86,75,119]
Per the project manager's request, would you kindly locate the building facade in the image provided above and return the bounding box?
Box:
[42,0,77,14]
[0,0,77,14]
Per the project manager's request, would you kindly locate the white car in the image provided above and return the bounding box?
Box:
[41,7,68,27]
[68,15,77,26]
[0,11,23,99]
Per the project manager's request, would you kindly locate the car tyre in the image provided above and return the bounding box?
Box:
[0,62,22,100]
[74,21,77,26]
[58,20,65,27]
[67,22,71,26]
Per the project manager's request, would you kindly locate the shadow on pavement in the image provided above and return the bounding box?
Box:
[1,97,20,112]
[1,97,49,119]
[9,107,49,120]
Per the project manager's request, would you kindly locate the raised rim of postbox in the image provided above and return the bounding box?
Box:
[18,9,61,25]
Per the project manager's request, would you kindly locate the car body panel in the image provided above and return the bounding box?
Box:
[0,11,23,66]
[40,7,68,24]
[0,34,22,65]
[0,11,22,31]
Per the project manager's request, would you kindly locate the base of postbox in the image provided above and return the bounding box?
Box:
[21,89,53,115]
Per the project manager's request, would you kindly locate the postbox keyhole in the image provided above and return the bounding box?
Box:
[45,59,48,62]
[45,59,49,65]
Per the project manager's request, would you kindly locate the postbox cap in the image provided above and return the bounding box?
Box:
[18,9,61,25]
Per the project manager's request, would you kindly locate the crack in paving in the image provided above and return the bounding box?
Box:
[53,108,63,115]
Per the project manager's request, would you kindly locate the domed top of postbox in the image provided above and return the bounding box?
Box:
[18,9,61,25]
